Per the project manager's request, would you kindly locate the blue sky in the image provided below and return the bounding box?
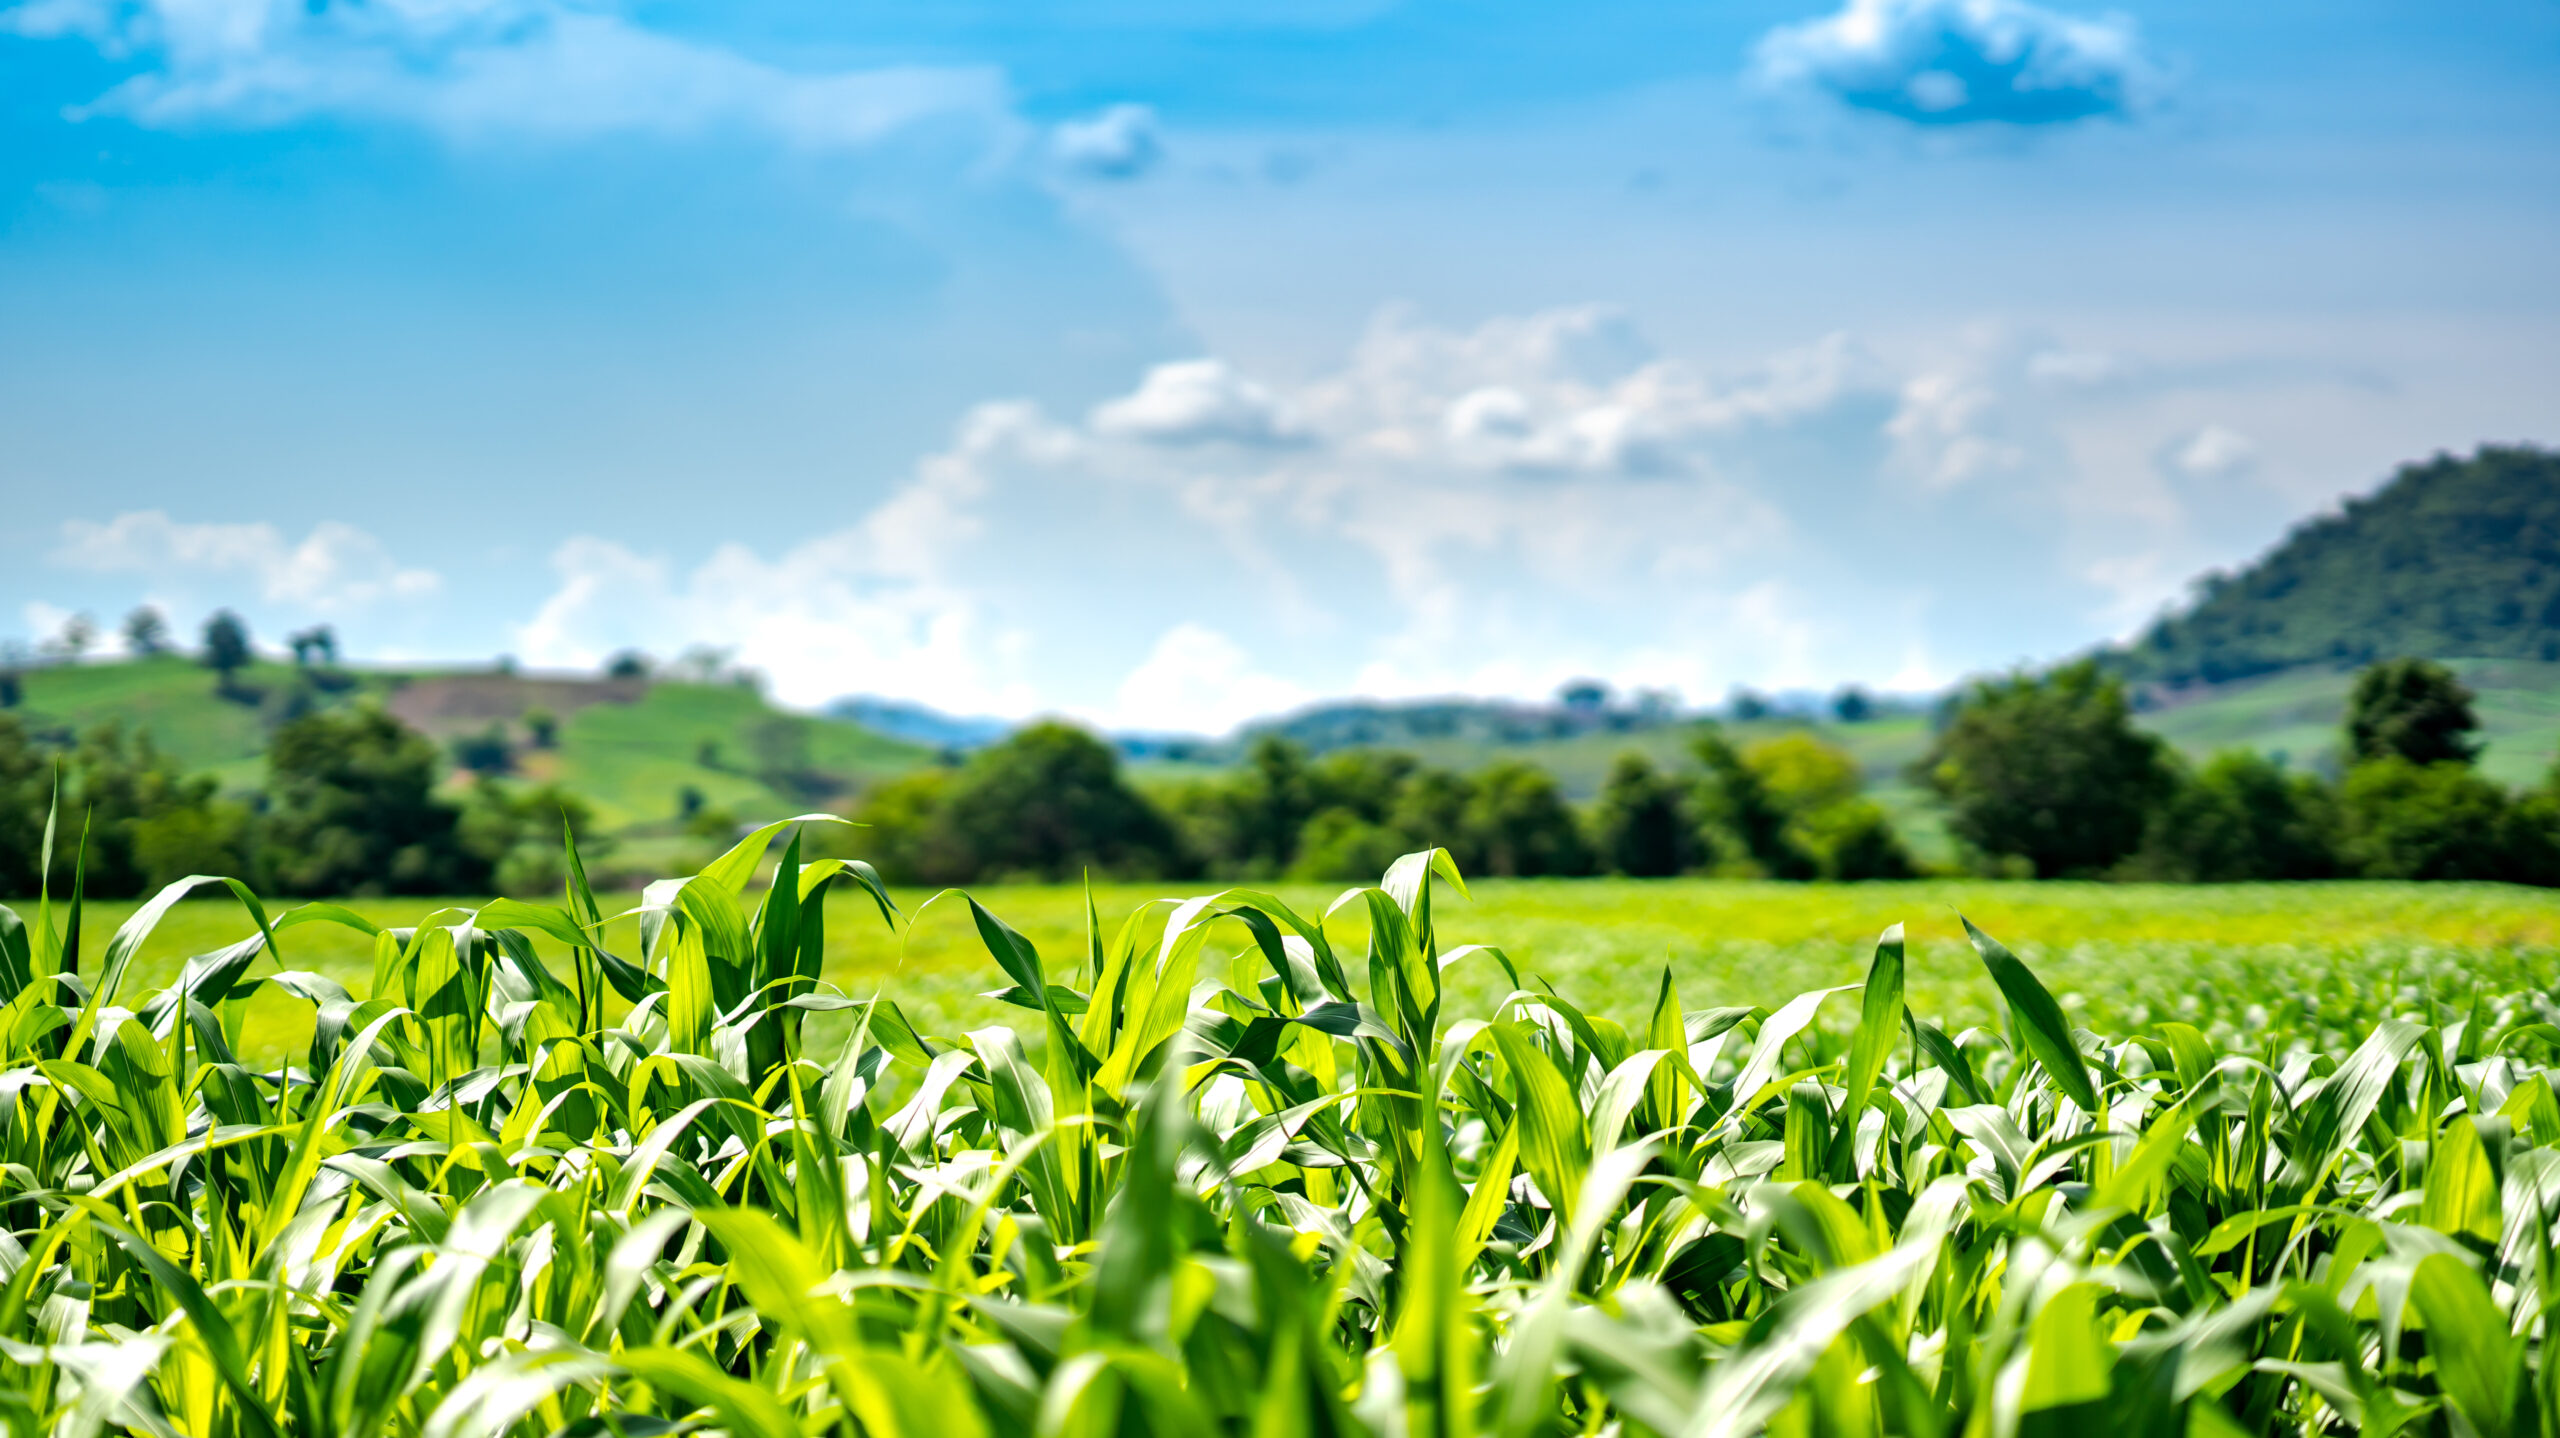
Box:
[2,0,2554,731]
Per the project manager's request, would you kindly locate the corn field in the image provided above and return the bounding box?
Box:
[3,810,2559,1437]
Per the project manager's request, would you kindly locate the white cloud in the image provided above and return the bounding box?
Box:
[511,401,1067,713]
[20,0,1003,148]
[2169,424,2257,480]
[1051,103,1163,179]
[54,511,440,612]
[497,303,2319,726]
[1102,623,1309,734]
[1090,359,1306,447]
[1753,0,2164,126]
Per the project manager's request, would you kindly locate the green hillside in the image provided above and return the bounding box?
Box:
[0,656,932,846]
[2111,445,2560,685]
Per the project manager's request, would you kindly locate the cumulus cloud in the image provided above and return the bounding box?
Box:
[502,304,2282,724]
[11,0,1002,146]
[1106,624,1309,734]
[1051,103,1163,179]
[1753,0,2163,125]
[54,511,440,611]
[512,403,1063,711]
[2168,424,2257,480]
[1090,359,1306,447]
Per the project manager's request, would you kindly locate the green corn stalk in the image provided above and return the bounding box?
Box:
[0,812,2553,1436]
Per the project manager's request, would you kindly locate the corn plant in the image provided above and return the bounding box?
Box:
[1,804,2558,1437]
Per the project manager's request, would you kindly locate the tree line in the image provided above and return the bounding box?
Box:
[4,643,2553,895]
[844,717,1922,885]
[847,655,2560,887]
[0,707,595,899]
[1927,655,2560,882]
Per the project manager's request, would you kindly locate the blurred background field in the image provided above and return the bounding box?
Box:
[48,876,2560,1068]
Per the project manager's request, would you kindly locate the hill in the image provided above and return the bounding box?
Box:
[2110,445,2560,686]
[0,656,932,848]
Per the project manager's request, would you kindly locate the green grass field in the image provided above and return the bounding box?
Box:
[60,875,2560,1068]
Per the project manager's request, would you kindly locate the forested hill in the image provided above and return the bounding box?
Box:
[2109,445,2560,686]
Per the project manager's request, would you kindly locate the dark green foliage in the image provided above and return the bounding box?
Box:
[856,721,1182,884]
[449,722,513,775]
[286,624,337,666]
[1458,760,1592,877]
[1832,685,1874,723]
[199,609,251,691]
[2340,758,2553,882]
[457,779,611,896]
[1691,724,1814,878]
[1172,735,1319,874]
[258,706,488,895]
[523,707,560,748]
[1591,753,1696,877]
[2115,445,2560,684]
[0,717,244,897]
[2131,751,2340,881]
[121,606,169,656]
[1921,660,2169,878]
[1741,732,1916,880]
[2346,657,2482,766]
[1793,800,1919,880]
[604,648,652,678]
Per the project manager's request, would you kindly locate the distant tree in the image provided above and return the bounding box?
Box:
[1387,769,1474,856]
[694,737,724,770]
[677,784,705,821]
[2346,658,2480,767]
[523,708,560,749]
[0,719,51,895]
[1289,807,1412,882]
[0,717,246,896]
[1831,686,1875,723]
[0,670,18,709]
[288,626,339,668]
[451,724,512,776]
[1744,732,1915,880]
[260,707,488,895]
[1727,687,1771,722]
[201,611,252,695]
[2339,757,2530,881]
[863,722,1183,884]
[605,650,653,680]
[1692,724,1815,878]
[1592,753,1695,877]
[1919,660,2169,878]
[43,613,96,662]
[1558,679,1610,714]
[457,780,609,897]
[1162,735,1316,877]
[123,606,171,656]
[2130,751,2341,881]
[1458,761,1592,877]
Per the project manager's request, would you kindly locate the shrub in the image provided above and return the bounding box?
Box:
[2340,756,2538,881]
[2131,750,2341,881]
[2346,656,2481,766]
[1457,759,1592,876]
[854,722,1183,883]
[1920,659,2168,877]
[258,706,488,895]
[1591,752,1697,877]
[1691,723,1813,878]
